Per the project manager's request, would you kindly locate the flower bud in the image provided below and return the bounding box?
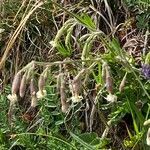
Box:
[38,67,48,92]
[31,95,37,107]
[105,66,113,94]
[70,69,85,103]
[60,73,69,113]
[38,75,46,92]
[12,72,21,94]
[30,79,36,96]
[72,79,81,98]
[19,72,27,97]
[119,73,127,92]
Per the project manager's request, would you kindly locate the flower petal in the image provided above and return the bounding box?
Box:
[71,95,83,103]
[106,93,117,103]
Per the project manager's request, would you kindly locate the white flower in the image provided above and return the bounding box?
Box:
[144,119,150,126]
[0,28,5,34]
[49,41,57,48]
[147,128,150,146]
[106,93,117,103]
[71,95,83,103]
[7,94,17,104]
[36,90,47,99]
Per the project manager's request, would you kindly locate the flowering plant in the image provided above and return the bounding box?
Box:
[142,52,150,79]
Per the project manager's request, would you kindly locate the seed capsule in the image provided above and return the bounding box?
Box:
[19,72,27,97]
[12,72,21,94]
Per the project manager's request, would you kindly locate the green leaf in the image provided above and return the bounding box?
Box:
[51,111,60,115]
[78,132,97,144]
[55,120,64,126]
[56,43,72,57]
[92,71,99,83]
[79,13,96,30]
[70,132,95,150]
[127,98,140,134]
[45,104,57,108]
